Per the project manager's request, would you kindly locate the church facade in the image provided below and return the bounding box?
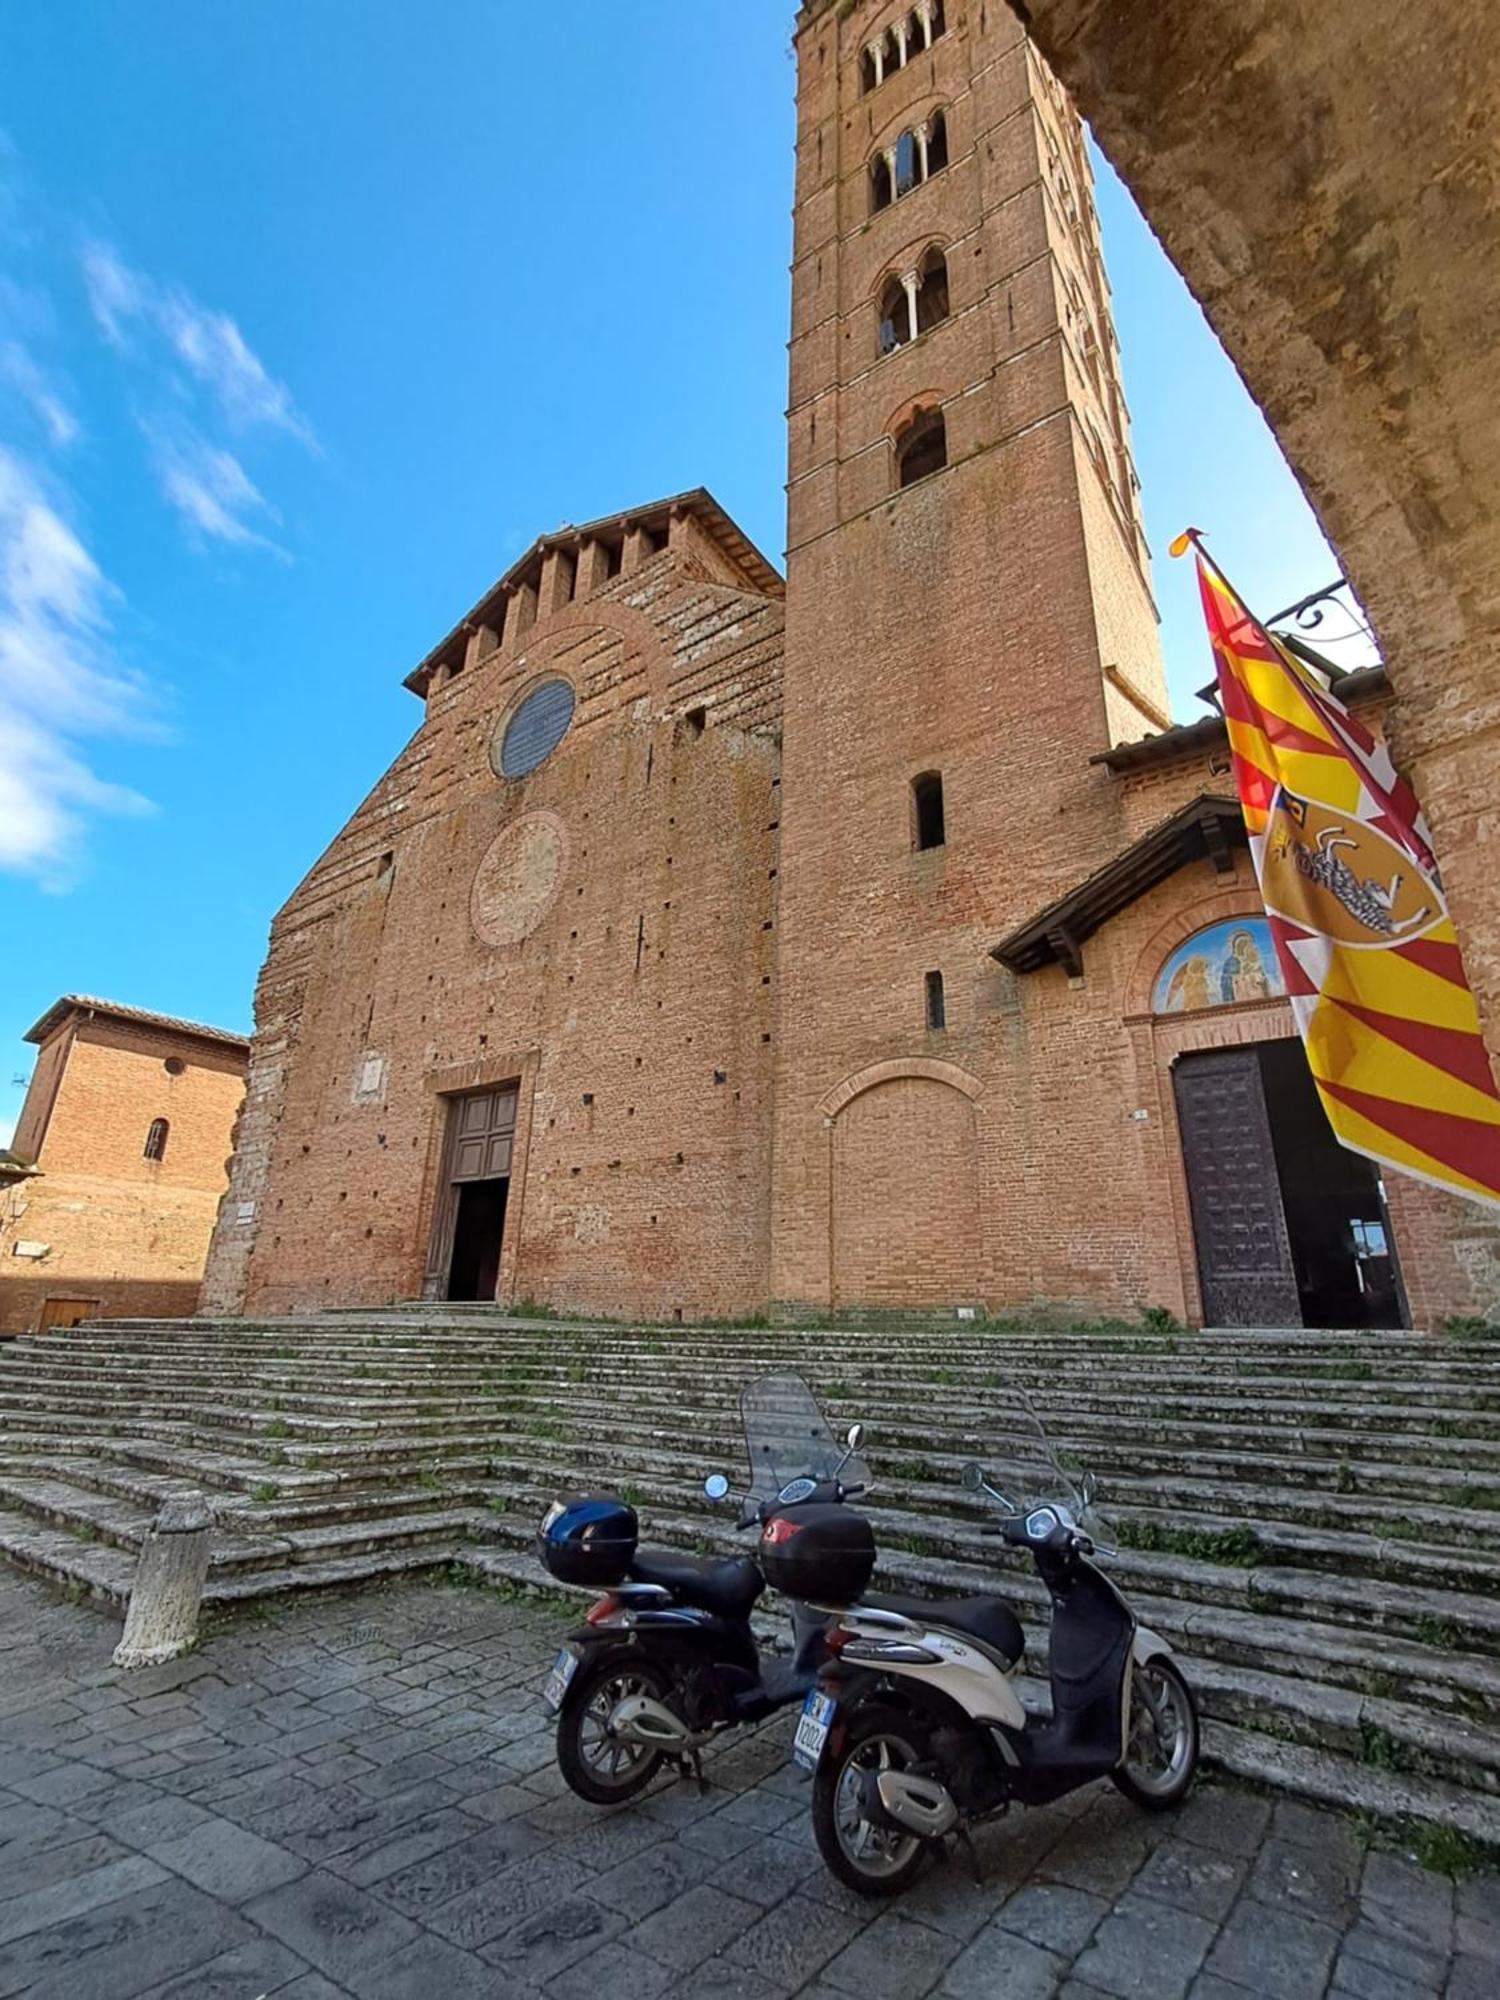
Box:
[203,0,1500,1330]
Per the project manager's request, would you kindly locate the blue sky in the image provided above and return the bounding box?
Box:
[0,3,1364,1144]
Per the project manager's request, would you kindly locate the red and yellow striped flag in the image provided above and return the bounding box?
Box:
[1172,532,1500,1207]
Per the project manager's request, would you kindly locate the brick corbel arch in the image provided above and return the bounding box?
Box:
[886,392,945,445]
[818,1056,984,1122]
[1123,882,1271,1021]
[505,598,671,712]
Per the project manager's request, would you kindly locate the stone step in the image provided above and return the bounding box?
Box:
[454,1543,1500,1839]
[8,1308,1500,1832]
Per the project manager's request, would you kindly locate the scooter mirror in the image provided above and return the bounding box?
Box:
[846,1423,865,1452]
[703,1474,730,1502]
[959,1461,986,1493]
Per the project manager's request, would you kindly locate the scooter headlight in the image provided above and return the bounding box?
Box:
[1026,1507,1059,1541]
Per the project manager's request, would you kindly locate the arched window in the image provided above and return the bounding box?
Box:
[144,1118,169,1162]
[882,26,901,74]
[894,130,919,199]
[897,407,947,489]
[927,110,949,176]
[930,1,946,39]
[914,248,949,333]
[878,275,910,356]
[912,772,946,850]
[861,46,879,94]
[871,153,893,213]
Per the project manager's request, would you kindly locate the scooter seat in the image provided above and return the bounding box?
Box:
[631,1549,765,1618]
[864,1591,1025,1665]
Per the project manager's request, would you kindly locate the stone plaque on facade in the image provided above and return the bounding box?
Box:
[470,812,570,948]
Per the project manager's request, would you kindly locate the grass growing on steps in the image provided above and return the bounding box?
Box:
[1114,1519,1262,1567]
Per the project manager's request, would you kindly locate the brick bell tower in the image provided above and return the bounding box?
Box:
[770,0,1170,1314]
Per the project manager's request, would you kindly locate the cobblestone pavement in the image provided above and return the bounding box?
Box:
[0,1568,1494,1999]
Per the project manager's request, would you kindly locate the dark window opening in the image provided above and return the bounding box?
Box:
[871,154,893,213]
[602,536,624,579]
[377,850,394,878]
[641,523,668,557]
[897,407,947,487]
[925,970,946,1030]
[912,771,945,850]
[558,551,577,602]
[861,46,878,94]
[930,1,946,40]
[684,705,707,737]
[882,25,901,74]
[914,249,949,333]
[878,275,909,356]
[927,110,949,176]
[144,1117,169,1162]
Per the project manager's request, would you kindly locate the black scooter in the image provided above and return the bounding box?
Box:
[537,1375,870,1804]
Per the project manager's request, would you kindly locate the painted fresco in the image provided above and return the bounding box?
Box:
[1152,917,1284,1015]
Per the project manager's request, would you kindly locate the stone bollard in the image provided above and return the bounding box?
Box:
[113,1491,213,1669]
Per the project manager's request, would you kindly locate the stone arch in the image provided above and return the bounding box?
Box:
[1123,886,1269,1021]
[823,1060,984,1309]
[1012,1,1500,1070]
[819,1055,983,1121]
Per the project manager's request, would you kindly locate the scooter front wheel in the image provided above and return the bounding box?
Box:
[812,1703,933,1897]
[556,1654,671,1805]
[1113,1656,1199,1810]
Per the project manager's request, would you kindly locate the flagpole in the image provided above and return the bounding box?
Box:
[1169,527,1299,667]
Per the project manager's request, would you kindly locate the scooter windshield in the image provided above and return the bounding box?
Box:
[741,1373,870,1505]
[978,1387,1115,1546]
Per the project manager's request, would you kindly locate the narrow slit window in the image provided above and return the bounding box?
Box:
[925,970,946,1030]
[143,1117,169,1162]
[912,771,945,850]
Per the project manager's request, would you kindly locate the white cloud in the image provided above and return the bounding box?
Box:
[145,423,285,553]
[0,338,78,447]
[0,446,153,888]
[81,241,314,446]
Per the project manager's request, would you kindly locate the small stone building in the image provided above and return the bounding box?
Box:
[203,0,1499,1328]
[0,998,248,1335]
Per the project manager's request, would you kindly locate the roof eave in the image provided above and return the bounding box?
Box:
[991,795,1248,976]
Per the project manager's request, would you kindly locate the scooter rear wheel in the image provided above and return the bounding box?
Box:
[812,1703,933,1897]
[557,1654,671,1805]
[1113,1657,1199,1810]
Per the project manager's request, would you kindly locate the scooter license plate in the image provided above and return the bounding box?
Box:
[542,1646,580,1713]
[793,1690,835,1771]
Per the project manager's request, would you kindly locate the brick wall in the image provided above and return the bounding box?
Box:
[0,1017,246,1336]
[206,528,784,1321]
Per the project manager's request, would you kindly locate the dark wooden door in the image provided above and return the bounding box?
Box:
[1173,1049,1301,1327]
[422,1085,519,1298]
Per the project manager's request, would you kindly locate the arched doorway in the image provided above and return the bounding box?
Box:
[1156,918,1405,1327]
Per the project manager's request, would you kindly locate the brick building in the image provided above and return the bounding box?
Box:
[1,999,248,1335]
[203,0,1499,1329]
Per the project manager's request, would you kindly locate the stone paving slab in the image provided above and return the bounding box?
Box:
[0,1567,1492,1998]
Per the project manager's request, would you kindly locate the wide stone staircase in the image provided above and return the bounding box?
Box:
[2,1310,1499,1844]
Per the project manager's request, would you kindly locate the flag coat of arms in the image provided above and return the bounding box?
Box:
[1176,537,1500,1208]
